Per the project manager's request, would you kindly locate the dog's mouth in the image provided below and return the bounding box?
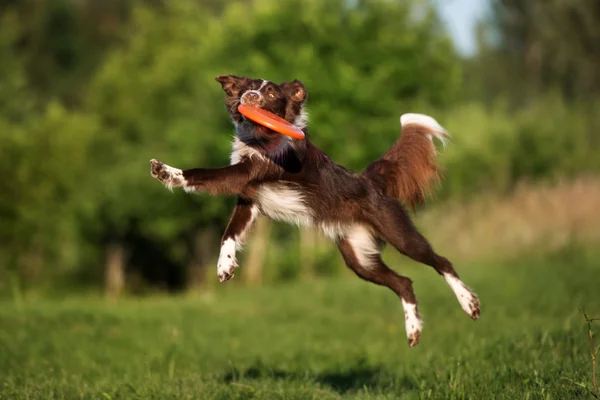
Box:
[243,118,278,137]
[237,90,291,137]
[237,103,285,136]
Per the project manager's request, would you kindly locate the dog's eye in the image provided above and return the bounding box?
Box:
[268,93,275,99]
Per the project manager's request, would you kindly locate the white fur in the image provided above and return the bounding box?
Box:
[230,138,266,165]
[256,184,313,227]
[259,80,269,90]
[402,300,423,344]
[319,222,347,240]
[155,163,186,191]
[237,205,260,248]
[444,273,480,318]
[183,185,196,193]
[345,225,379,268]
[217,238,237,282]
[216,205,260,283]
[400,113,449,146]
[293,108,309,130]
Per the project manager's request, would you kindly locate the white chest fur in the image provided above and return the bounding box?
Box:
[255,184,351,240]
[228,138,348,239]
[255,183,313,227]
[229,139,312,225]
[230,138,265,165]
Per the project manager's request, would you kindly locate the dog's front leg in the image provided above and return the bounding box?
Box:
[217,197,260,282]
[150,159,252,196]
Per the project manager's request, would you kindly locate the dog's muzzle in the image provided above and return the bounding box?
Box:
[240,90,264,108]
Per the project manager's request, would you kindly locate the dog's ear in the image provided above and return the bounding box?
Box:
[215,75,249,97]
[280,79,307,103]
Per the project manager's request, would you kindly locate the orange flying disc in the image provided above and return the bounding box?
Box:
[238,104,305,140]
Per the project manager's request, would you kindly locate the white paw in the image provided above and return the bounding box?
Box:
[150,159,185,190]
[402,300,423,347]
[444,274,481,320]
[217,254,237,283]
[217,238,238,283]
[459,290,481,320]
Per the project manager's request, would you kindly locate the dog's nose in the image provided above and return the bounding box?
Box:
[241,91,263,107]
[245,92,259,102]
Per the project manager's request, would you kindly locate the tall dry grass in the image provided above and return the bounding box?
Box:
[417,176,600,261]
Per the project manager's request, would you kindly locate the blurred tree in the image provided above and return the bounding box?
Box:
[85,2,235,292]
[202,0,460,169]
[84,0,460,289]
[0,0,127,105]
[467,0,600,103]
[2,0,599,297]
[0,12,101,291]
[0,0,462,294]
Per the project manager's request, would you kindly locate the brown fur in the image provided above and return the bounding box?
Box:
[363,123,441,210]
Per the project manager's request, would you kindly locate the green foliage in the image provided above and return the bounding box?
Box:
[0,102,102,288]
[86,2,232,236]
[202,0,460,170]
[467,0,600,103]
[1,0,600,293]
[0,13,103,288]
[0,0,462,291]
[0,12,36,121]
[1,253,599,398]
[436,95,600,199]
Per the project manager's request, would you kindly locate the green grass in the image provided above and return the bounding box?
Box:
[1,248,599,399]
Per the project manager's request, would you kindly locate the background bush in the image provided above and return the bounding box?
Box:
[1,0,598,296]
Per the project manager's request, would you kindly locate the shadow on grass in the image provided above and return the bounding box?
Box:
[223,357,418,394]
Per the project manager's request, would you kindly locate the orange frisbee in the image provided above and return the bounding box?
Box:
[238,104,305,140]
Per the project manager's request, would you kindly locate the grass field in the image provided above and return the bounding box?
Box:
[1,247,599,399]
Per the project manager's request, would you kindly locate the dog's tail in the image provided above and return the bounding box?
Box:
[362,113,449,210]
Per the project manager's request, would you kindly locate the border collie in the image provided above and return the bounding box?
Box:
[150,75,480,346]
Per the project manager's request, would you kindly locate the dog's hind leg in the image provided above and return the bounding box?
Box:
[217,197,260,283]
[337,225,423,347]
[368,198,481,320]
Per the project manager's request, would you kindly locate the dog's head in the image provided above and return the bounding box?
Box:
[215,74,309,165]
[215,75,308,127]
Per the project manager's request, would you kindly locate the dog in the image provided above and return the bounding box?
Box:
[150,74,480,347]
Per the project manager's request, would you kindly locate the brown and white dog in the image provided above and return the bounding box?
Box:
[150,74,480,346]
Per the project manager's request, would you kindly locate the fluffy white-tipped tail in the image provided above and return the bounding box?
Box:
[400,113,450,147]
[362,112,450,209]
